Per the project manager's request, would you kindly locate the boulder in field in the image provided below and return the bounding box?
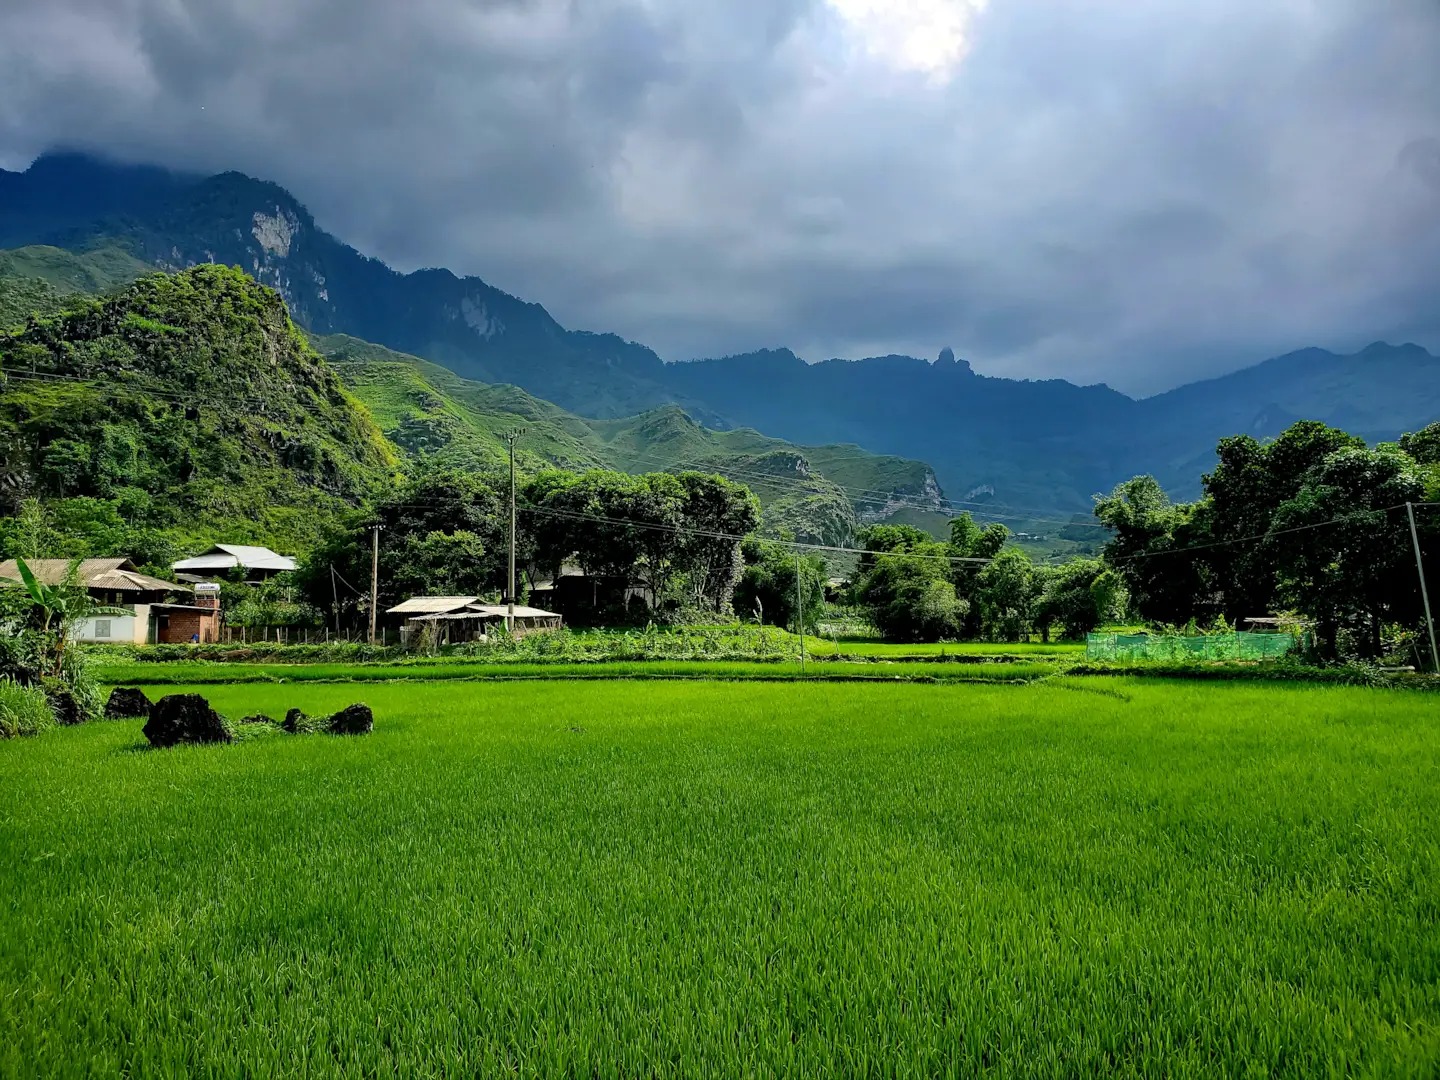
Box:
[144,694,234,748]
[44,684,84,726]
[283,708,318,734]
[105,686,153,720]
[326,703,374,736]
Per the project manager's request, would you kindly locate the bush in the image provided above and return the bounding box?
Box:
[0,677,55,739]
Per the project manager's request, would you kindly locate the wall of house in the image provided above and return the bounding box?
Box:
[73,605,152,644]
[157,608,219,644]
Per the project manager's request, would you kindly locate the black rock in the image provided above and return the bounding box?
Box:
[105,686,153,720]
[144,694,234,748]
[326,703,374,736]
[282,708,315,734]
[45,684,84,726]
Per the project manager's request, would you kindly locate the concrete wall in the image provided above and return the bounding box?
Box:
[73,605,151,644]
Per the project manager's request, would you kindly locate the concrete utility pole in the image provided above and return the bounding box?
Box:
[369,524,383,646]
[1406,503,1439,673]
[505,430,526,636]
[795,553,806,675]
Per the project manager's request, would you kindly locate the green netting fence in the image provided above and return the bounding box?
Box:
[1085,631,1301,662]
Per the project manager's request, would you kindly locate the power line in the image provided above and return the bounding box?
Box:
[1104,504,1411,566]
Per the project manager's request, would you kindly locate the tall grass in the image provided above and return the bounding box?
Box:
[2,679,1437,1076]
[0,678,53,739]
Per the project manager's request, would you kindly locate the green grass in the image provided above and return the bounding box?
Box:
[2,678,1438,1076]
[91,658,1063,686]
[824,639,1086,658]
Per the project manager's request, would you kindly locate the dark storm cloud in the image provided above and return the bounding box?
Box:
[2,0,1439,394]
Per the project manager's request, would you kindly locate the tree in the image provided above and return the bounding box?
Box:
[1035,558,1127,640]
[948,514,1009,638]
[853,526,964,642]
[858,558,967,642]
[1270,445,1425,658]
[733,540,826,634]
[1094,476,1212,626]
[1198,422,1365,622]
[975,549,1040,642]
[673,472,760,613]
[1399,422,1440,466]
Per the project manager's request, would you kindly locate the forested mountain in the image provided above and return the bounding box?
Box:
[0,153,691,420]
[0,264,397,559]
[0,259,942,555]
[315,334,943,546]
[4,152,1438,521]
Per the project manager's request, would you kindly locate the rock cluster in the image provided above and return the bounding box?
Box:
[141,695,375,748]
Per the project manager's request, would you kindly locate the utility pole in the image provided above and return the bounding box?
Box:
[505,430,526,635]
[795,553,806,675]
[1406,503,1439,673]
[369,524,383,646]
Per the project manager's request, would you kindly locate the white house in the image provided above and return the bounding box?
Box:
[0,558,196,644]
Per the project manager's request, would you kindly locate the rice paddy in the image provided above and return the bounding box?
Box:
[2,678,1437,1077]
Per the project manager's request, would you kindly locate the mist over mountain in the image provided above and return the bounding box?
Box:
[4,153,1437,518]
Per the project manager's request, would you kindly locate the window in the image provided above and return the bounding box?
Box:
[94,620,112,639]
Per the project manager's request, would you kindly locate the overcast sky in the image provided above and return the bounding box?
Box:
[3,0,1439,395]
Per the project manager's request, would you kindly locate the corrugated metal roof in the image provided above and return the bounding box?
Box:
[402,602,562,621]
[0,559,189,593]
[472,605,562,619]
[387,596,478,615]
[172,545,297,572]
[170,555,239,570]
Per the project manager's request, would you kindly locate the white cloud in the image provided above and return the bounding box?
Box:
[825,0,987,79]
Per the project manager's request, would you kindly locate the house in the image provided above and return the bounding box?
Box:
[529,563,653,622]
[172,544,297,583]
[387,596,563,645]
[0,558,219,644]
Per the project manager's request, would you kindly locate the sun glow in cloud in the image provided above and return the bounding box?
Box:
[826,0,988,80]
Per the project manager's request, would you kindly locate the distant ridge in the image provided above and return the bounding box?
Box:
[2,152,1437,518]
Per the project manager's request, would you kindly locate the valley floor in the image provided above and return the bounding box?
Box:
[2,679,1437,1077]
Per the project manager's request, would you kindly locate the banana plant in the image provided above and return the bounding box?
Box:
[13,558,128,677]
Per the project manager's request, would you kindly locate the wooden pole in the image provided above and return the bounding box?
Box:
[1406,503,1439,673]
[369,524,382,646]
[505,429,526,635]
[795,553,806,675]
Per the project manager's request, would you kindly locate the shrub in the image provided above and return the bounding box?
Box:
[0,677,55,739]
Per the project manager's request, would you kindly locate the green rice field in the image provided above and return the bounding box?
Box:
[3,678,1438,1076]
[90,657,1063,687]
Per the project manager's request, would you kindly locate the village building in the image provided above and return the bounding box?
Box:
[0,558,220,644]
[529,562,653,622]
[172,544,297,583]
[387,596,563,646]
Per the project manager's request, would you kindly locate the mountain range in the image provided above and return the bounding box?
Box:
[4,151,1438,524]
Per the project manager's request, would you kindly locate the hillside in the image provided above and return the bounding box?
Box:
[0,265,396,555]
[0,154,692,420]
[315,335,945,546]
[5,153,1438,519]
[0,245,151,328]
